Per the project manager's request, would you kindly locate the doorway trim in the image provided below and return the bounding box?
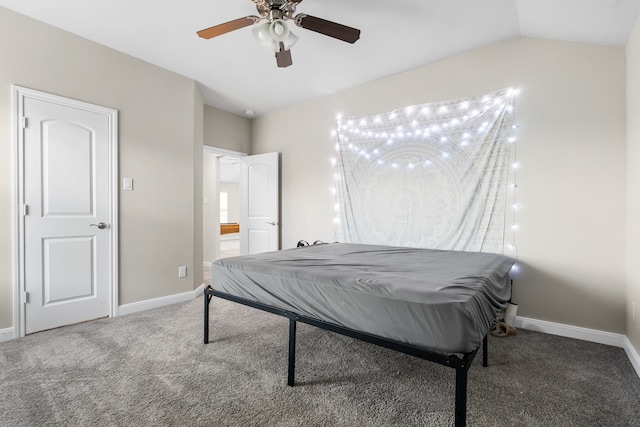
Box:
[11,86,119,338]
[203,146,247,157]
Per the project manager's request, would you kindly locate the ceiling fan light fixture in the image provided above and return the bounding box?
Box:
[197,0,361,68]
[281,30,298,51]
[252,19,298,52]
[269,19,288,41]
[252,22,274,49]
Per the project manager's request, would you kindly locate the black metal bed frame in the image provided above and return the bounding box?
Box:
[203,285,488,427]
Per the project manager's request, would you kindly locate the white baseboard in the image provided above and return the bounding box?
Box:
[0,328,15,343]
[514,316,626,348]
[511,316,640,379]
[118,283,206,317]
[623,336,640,379]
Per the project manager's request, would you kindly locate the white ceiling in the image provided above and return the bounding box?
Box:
[1,0,638,117]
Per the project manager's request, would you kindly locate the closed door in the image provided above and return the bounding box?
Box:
[19,88,116,334]
[240,152,280,255]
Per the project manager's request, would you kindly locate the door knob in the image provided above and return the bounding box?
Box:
[90,222,107,229]
[267,221,277,226]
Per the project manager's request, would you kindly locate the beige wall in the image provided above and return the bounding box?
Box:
[627,16,640,352]
[0,6,204,329]
[252,37,627,334]
[204,105,251,153]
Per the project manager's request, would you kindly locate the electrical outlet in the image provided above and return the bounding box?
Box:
[178,266,187,278]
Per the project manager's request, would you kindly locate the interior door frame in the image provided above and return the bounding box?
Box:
[11,86,119,338]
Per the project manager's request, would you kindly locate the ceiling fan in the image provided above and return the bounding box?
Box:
[197,0,361,68]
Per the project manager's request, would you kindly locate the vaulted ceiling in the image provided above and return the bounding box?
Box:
[1,0,638,117]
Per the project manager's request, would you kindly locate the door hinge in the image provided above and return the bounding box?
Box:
[22,291,29,304]
[23,204,29,216]
[21,117,28,129]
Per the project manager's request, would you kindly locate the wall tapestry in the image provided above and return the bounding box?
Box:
[334,86,518,254]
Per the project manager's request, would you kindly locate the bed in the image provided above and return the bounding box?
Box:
[203,242,514,426]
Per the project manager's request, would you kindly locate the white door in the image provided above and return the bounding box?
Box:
[18,88,116,335]
[240,152,280,255]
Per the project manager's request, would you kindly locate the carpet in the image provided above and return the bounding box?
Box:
[1,296,639,426]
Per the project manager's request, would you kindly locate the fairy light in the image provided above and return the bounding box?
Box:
[509,91,519,259]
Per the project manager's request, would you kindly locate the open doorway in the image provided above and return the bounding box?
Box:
[203,147,246,277]
[203,148,280,283]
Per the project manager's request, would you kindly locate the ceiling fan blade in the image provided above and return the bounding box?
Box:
[275,42,293,68]
[197,16,260,39]
[295,14,360,44]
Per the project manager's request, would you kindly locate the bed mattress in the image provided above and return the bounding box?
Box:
[209,243,514,354]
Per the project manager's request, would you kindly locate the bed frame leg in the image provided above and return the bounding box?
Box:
[482,334,488,367]
[204,286,212,344]
[455,367,468,427]
[288,317,297,387]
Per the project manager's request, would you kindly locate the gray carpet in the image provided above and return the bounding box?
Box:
[1,296,639,426]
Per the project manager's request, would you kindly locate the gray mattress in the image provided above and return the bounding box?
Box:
[209,243,515,354]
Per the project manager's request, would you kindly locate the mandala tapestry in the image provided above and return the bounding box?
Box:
[334,87,517,254]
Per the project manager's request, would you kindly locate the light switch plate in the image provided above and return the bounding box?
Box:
[123,178,133,191]
[178,266,187,278]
